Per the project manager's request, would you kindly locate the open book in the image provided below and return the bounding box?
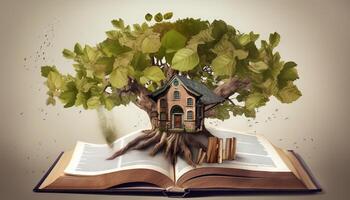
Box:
[34,127,321,197]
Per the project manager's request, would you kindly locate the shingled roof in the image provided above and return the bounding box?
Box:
[150,75,225,105]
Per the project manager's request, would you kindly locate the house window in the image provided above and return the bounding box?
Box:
[187,111,193,120]
[160,112,166,120]
[160,99,166,108]
[173,91,180,100]
[173,79,179,86]
[187,98,193,106]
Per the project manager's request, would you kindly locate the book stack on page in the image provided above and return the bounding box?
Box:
[33,127,321,197]
[203,137,236,164]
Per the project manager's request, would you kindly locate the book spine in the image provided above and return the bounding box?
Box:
[212,137,219,163]
[218,138,223,163]
[199,152,206,164]
[207,137,219,163]
[196,148,203,164]
[231,137,236,160]
[207,137,215,163]
[225,138,230,161]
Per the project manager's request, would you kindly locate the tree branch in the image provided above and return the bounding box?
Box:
[213,77,250,99]
[204,77,250,118]
[129,80,157,116]
[163,63,176,81]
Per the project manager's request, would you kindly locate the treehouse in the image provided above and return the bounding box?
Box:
[149,75,225,132]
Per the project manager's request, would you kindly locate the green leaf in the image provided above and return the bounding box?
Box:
[89,85,103,96]
[94,57,114,76]
[75,92,87,108]
[171,48,199,71]
[74,43,84,55]
[41,66,57,78]
[269,32,280,48]
[172,18,209,39]
[143,66,166,83]
[140,76,149,85]
[279,67,299,81]
[104,97,115,110]
[105,30,119,39]
[211,53,235,76]
[46,96,56,106]
[154,13,163,22]
[234,49,249,60]
[145,13,152,21]
[276,83,302,103]
[114,51,134,68]
[261,78,278,96]
[245,92,268,111]
[131,52,150,71]
[161,30,187,53]
[270,57,283,79]
[238,34,251,46]
[211,20,228,39]
[87,96,101,109]
[59,89,77,108]
[248,61,269,73]
[47,71,64,90]
[62,49,75,59]
[100,39,130,57]
[210,34,233,55]
[141,34,161,53]
[210,102,231,121]
[163,12,173,20]
[284,61,297,69]
[84,45,99,62]
[249,31,260,42]
[109,67,129,88]
[141,22,149,30]
[187,27,214,51]
[133,24,142,32]
[244,109,256,118]
[75,78,93,93]
[111,19,125,29]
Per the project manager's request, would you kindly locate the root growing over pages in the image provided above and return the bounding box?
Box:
[107,129,208,166]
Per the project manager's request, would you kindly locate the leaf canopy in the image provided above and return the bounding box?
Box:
[41,12,302,120]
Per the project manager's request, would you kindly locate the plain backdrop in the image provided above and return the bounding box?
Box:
[0,0,349,199]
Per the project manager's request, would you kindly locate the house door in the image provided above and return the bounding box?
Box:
[170,105,184,129]
[173,114,182,128]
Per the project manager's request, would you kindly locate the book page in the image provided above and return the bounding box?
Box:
[175,126,290,181]
[64,129,174,180]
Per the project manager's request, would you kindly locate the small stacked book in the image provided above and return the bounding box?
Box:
[33,127,321,197]
[201,137,236,164]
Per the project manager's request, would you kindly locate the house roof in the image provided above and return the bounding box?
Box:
[150,75,225,105]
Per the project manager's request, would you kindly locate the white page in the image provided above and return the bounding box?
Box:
[64,129,174,180]
[175,126,290,181]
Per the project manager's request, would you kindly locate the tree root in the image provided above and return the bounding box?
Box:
[107,129,208,166]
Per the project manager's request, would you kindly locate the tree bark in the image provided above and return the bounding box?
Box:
[129,80,157,116]
[213,77,250,99]
[204,77,250,118]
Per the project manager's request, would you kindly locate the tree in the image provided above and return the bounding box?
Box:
[41,12,302,166]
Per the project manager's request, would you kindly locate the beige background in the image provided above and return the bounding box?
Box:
[1,0,349,199]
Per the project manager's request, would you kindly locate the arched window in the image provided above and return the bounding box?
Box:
[160,99,166,108]
[187,111,193,120]
[187,98,193,106]
[160,112,166,120]
[173,91,180,100]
